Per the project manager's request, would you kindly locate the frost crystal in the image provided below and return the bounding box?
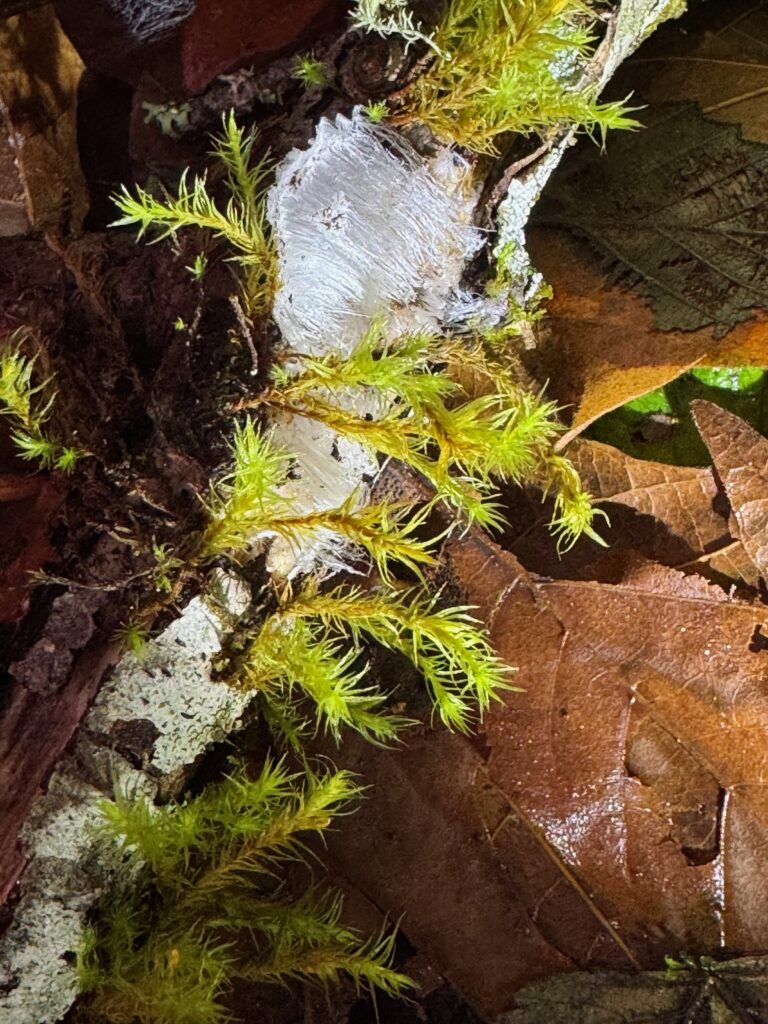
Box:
[267,111,481,356]
[264,111,482,576]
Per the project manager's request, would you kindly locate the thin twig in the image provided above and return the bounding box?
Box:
[482,139,557,227]
[704,84,768,114]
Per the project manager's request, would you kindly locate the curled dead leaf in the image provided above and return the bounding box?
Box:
[692,400,768,581]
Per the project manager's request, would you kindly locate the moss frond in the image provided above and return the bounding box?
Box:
[113,619,150,660]
[113,113,277,316]
[268,496,438,584]
[201,417,437,577]
[210,111,273,240]
[200,418,292,557]
[82,926,233,1024]
[538,452,609,552]
[0,343,39,423]
[83,764,408,1022]
[113,173,254,251]
[0,339,84,472]
[292,54,329,87]
[235,615,411,744]
[229,573,513,737]
[10,428,60,467]
[265,328,600,541]
[363,100,389,123]
[274,319,455,415]
[151,540,183,594]
[246,926,413,996]
[274,583,516,732]
[395,0,640,153]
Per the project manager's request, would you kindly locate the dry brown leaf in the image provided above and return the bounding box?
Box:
[570,439,728,556]
[495,440,734,583]
[0,6,87,235]
[611,0,768,144]
[687,539,762,587]
[692,400,768,580]
[525,231,768,445]
[323,532,768,1016]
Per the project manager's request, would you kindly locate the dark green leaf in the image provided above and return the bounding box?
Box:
[534,103,768,337]
[500,956,768,1024]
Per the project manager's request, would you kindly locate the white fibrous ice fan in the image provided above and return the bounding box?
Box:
[263,112,481,576]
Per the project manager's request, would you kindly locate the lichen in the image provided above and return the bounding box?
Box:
[88,597,251,774]
[0,595,248,1024]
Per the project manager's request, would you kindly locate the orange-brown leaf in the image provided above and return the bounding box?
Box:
[692,400,768,580]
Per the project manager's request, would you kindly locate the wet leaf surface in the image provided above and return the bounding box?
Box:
[0,470,63,622]
[493,439,746,587]
[583,369,768,468]
[324,519,768,1016]
[611,0,768,144]
[181,0,347,92]
[569,440,726,555]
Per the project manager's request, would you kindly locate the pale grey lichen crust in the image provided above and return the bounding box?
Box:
[0,597,250,1024]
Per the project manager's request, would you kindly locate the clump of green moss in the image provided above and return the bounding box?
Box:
[113,113,278,319]
[0,336,83,472]
[79,762,412,1024]
[393,0,638,153]
[260,317,603,548]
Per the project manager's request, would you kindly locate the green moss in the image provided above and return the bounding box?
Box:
[396,0,639,154]
[229,580,515,738]
[0,337,85,472]
[113,113,277,319]
[79,763,412,1024]
[292,55,329,87]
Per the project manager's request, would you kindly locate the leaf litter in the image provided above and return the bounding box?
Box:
[321,443,768,1014]
[316,23,768,1011]
[4,2,768,1023]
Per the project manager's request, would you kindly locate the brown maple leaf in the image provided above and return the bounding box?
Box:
[321,527,768,1016]
[692,400,768,582]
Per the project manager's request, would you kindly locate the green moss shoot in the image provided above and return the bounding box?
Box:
[113,113,277,317]
[235,581,515,735]
[292,54,330,87]
[79,762,412,1024]
[396,0,640,154]
[260,320,603,546]
[0,339,84,472]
